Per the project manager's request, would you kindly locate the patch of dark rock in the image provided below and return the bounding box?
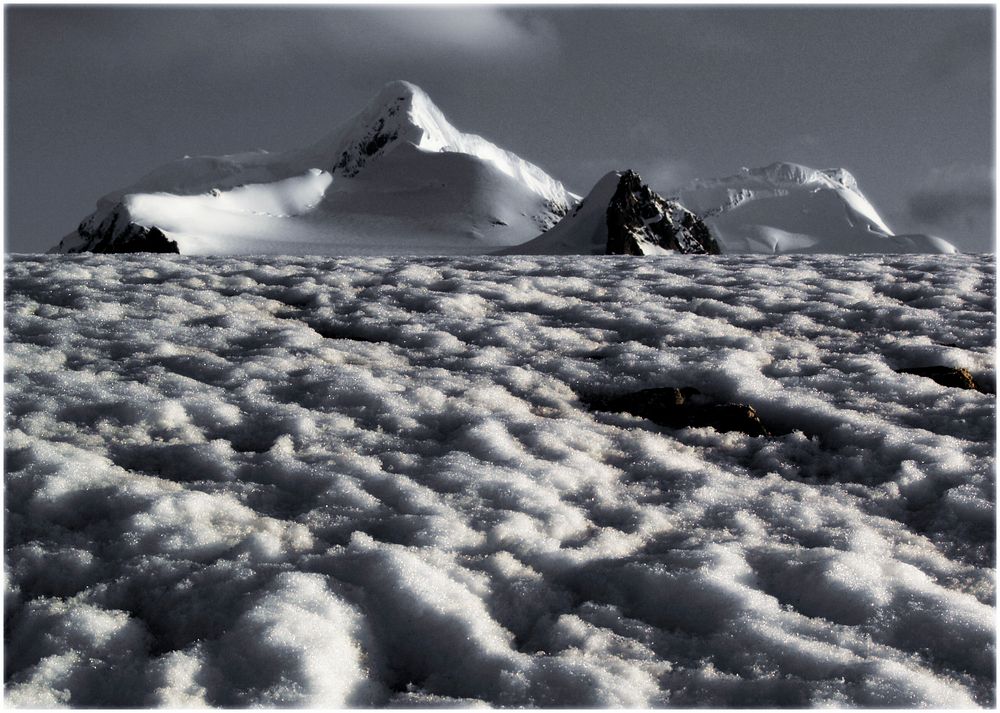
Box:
[580,386,774,437]
[334,110,402,176]
[363,130,396,158]
[489,218,508,226]
[605,171,720,256]
[896,365,992,394]
[74,212,179,254]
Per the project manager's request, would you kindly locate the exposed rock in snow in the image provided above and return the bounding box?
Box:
[501,170,718,256]
[605,171,719,255]
[62,207,179,254]
[579,386,772,437]
[50,81,578,256]
[897,365,989,392]
[674,162,958,254]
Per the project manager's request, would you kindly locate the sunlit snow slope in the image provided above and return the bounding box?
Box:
[676,162,957,254]
[50,81,577,256]
[6,254,993,707]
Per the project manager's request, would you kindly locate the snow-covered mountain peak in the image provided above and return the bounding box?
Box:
[307,80,457,175]
[725,162,858,194]
[51,80,578,255]
[360,79,436,123]
[48,80,956,257]
[370,78,424,104]
[298,80,576,209]
[820,167,860,193]
[677,161,956,254]
[362,80,456,152]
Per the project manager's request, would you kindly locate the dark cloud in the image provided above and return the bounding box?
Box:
[898,165,995,252]
[915,16,994,83]
[908,165,994,227]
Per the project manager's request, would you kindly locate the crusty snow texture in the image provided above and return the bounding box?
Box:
[5,253,995,708]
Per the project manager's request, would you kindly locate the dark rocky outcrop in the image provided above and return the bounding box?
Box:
[581,386,772,437]
[897,366,991,393]
[54,207,179,254]
[605,171,720,255]
[90,222,178,254]
[334,96,405,177]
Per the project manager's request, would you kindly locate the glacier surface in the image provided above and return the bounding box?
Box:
[5,253,994,707]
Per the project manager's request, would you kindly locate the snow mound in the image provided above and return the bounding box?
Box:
[676,162,958,254]
[6,253,994,707]
[50,81,577,256]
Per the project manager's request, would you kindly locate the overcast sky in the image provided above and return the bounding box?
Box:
[5,5,995,252]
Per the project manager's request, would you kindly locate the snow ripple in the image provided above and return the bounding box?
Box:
[5,253,994,707]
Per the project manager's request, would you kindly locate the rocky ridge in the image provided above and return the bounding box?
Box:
[62,207,178,254]
[501,170,718,256]
[606,171,719,255]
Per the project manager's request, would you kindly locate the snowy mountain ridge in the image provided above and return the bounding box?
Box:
[679,163,885,227]
[52,81,577,255]
[675,161,955,254]
[50,83,957,256]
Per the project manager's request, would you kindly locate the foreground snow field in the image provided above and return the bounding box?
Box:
[5,253,995,707]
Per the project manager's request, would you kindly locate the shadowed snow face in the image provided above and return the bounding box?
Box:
[5,253,995,707]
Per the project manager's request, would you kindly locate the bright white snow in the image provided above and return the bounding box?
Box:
[676,163,957,254]
[501,171,623,255]
[52,81,578,256]
[5,253,994,707]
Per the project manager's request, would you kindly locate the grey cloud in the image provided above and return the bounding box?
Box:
[908,164,994,227]
[192,7,560,74]
[328,8,559,60]
[635,159,696,194]
[917,17,994,83]
[7,7,558,92]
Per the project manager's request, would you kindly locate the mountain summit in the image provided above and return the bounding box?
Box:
[52,81,577,255]
[299,81,571,208]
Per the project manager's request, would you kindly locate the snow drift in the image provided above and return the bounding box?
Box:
[50,81,577,256]
[675,162,957,254]
[6,253,994,707]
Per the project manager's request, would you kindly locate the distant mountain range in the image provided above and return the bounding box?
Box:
[51,81,956,256]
